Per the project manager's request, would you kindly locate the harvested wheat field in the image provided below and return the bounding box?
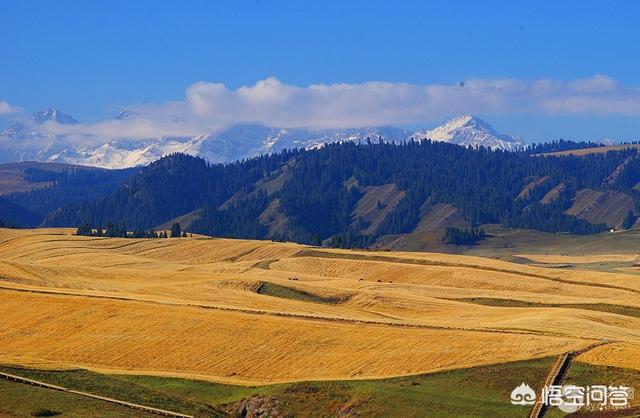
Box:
[1,228,639,384]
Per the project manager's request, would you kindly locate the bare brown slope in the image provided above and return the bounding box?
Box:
[258,199,289,238]
[516,176,549,200]
[413,202,470,233]
[604,155,636,185]
[156,209,202,231]
[351,183,405,235]
[372,201,468,252]
[220,159,295,210]
[565,189,634,228]
[540,183,565,204]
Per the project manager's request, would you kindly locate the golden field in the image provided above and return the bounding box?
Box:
[1,228,640,384]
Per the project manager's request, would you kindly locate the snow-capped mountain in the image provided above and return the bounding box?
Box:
[0,110,525,168]
[32,108,78,125]
[409,115,524,151]
[0,107,77,139]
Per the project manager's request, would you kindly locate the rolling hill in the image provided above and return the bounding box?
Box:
[0,226,639,418]
[1,228,639,383]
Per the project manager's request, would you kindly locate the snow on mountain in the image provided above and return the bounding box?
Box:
[46,136,207,169]
[410,115,524,151]
[598,138,617,146]
[0,123,38,139]
[195,125,408,164]
[0,107,75,139]
[0,109,525,168]
[32,107,78,125]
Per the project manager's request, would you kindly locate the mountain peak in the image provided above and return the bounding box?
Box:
[33,108,78,125]
[446,114,475,125]
[434,115,496,134]
[410,115,524,151]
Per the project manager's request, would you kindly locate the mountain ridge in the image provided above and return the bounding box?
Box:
[1,110,525,168]
[23,140,638,246]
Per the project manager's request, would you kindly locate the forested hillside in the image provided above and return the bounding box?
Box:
[526,139,607,154]
[20,139,640,247]
[0,164,135,226]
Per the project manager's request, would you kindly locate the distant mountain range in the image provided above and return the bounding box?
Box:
[0,109,524,168]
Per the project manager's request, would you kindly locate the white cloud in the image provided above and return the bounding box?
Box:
[0,100,20,115]
[46,118,203,144]
[12,75,640,143]
[179,75,640,129]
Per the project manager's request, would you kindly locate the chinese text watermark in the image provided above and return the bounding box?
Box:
[511,383,634,413]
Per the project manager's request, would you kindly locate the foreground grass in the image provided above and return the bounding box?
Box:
[0,358,557,417]
[0,379,157,417]
[3,359,639,417]
[566,362,640,395]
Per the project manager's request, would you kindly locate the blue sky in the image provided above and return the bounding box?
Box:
[2,0,640,141]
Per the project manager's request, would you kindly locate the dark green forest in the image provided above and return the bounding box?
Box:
[3,139,634,247]
[525,139,607,154]
[0,166,134,226]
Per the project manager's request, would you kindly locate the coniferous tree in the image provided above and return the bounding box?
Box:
[75,224,92,236]
[170,222,182,238]
[442,227,486,245]
[623,210,636,230]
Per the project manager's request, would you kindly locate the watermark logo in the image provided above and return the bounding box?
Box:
[510,383,536,405]
[511,383,634,412]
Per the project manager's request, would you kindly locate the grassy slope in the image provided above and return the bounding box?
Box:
[0,357,558,418]
[3,360,639,417]
[567,362,640,397]
[378,225,640,258]
[0,366,222,417]
[463,227,640,258]
[0,379,157,418]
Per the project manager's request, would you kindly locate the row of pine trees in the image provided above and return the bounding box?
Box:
[76,222,188,238]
